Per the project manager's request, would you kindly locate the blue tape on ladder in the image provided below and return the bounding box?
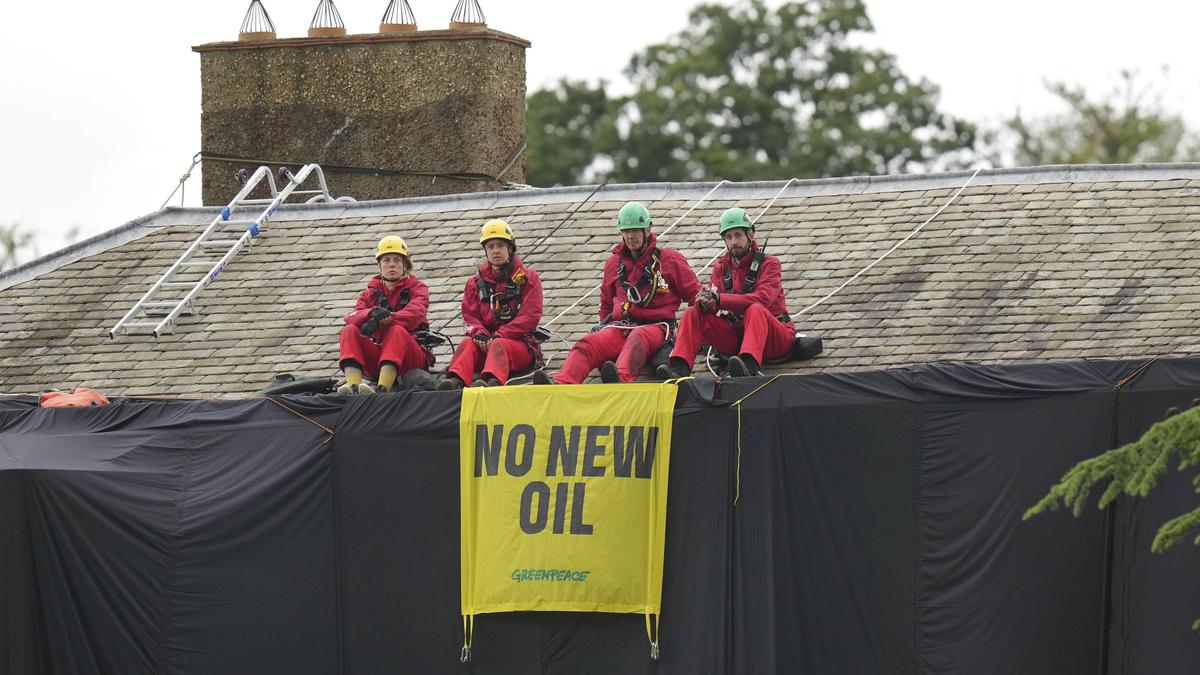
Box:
[249,223,260,237]
[221,206,230,221]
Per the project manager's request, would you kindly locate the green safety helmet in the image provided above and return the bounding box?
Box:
[718,207,754,235]
[617,202,652,230]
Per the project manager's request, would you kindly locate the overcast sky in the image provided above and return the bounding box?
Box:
[1,0,1197,259]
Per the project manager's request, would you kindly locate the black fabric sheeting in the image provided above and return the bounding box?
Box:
[0,398,340,674]
[0,395,37,412]
[2,360,1200,673]
[1107,359,1200,674]
[1,471,41,674]
[910,362,1114,675]
[332,383,732,674]
[725,369,918,673]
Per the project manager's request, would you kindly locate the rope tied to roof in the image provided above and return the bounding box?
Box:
[792,167,983,317]
[543,179,732,328]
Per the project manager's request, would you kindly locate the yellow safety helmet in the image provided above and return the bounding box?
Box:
[375,235,409,260]
[480,219,515,245]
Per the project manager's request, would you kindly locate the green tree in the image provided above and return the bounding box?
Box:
[0,223,34,272]
[526,0,975,186]
[1002,70,1200,166]
[1025,401,1200,626]
[526,80,617,186]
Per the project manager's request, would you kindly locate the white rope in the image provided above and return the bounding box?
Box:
[543,180,731,327]
[792,167,982,317]
[697,177,799,277]
[159,152,201,210]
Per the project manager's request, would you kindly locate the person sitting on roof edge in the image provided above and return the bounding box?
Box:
[534,201,701,385]
[437,220,544,390]
[659,207,794,379]
[337,236,432,394]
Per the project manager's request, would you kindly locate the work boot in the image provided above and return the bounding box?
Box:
[436,376,463,391]
[726,355,760,378]
[484,376,502,387]
[532,370,554,385]
[599,361,620,384]
[656,357,690,380]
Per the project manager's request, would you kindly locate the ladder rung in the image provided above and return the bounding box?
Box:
[121,322,163,328]
[142,301,181,307]
[234,198,274,205]
[290,190,324,195]
[219,219,257,226]
[180,261,220,267]
[163,282,197,288]
[200,240,242,247]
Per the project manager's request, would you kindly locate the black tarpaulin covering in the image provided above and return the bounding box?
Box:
[2,358,1199,674]
[0,398,342,674]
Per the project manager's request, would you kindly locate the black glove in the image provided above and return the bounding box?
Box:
[360,307,394,337]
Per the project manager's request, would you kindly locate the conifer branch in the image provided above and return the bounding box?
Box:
[1024,406,1200,555]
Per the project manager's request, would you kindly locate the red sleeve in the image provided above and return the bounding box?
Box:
[598,255,617,322]
[343,288,375,326]
[496,268,543,339]
[719,256,783,315]
[392,279,430,331]
[461,277,491,338]
[663,250,702,306]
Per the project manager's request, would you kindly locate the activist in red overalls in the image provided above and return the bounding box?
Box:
[662,207,794,378]
[534,202,701,385]
[437,220,544,389]
[337,236,431,394]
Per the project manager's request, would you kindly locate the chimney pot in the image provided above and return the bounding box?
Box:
[238,0,277,41]
[449,0,486,29]
[309,0,347,38]
[380,0,417,33]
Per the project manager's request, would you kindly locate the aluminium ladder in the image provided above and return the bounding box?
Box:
[110,164,353,338]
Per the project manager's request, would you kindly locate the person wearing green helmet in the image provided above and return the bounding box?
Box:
[534,201,701,384]
[660,207,795,378]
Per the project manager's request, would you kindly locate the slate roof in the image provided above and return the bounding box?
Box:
[1,164,1198,396]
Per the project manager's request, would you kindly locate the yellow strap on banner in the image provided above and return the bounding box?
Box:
[460,614,473,663]
[645,612,660,660]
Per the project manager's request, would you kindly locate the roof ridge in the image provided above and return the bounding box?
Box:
[4,162,1198,292]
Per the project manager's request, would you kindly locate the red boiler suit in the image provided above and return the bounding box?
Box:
[447,256,544,385]
[554,234,701,383]
[670,243,794,368]
[339,274,431,379]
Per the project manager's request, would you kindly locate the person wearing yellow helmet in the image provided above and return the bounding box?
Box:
[337,236,432,394]
[437,220,544,389]
[533,201,702,384]
[660,207,794,378]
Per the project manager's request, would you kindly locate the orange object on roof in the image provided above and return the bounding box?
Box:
[39,388,109,408]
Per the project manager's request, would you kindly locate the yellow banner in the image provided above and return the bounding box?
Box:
[460,383,677,621]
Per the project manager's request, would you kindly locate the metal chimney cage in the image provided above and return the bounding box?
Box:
[238,0,277,41]
[379,0,417,33]
[449,0,486,29]
[309,0,347,37]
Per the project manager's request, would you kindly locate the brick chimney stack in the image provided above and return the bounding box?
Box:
[193,18,529,205]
